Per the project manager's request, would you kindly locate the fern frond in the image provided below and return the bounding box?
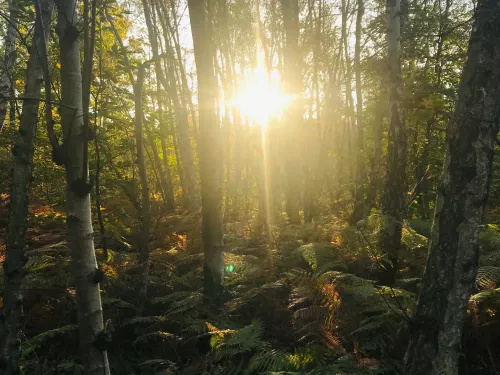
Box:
[25,255,56,273]
[133,331,178,346]
[165,292,203,317]
[101,297,135,311]
[245,349,291,374]
[215,321,267,360]
[121,316,166,327]
[138,358,177,371]
[470,288,500,306]
[21,325,78,357]
[476,266,500,290]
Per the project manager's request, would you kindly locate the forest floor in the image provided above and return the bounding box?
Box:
[1,197,500,374]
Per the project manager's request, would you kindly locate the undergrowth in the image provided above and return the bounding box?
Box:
[2,209,500,374]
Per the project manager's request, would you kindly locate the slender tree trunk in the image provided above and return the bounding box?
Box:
[158,89,176,201]
[379,0,406,286]
[0,0,19,131]
[94,131,107,260]
[55,0,110,372]
[364,95,384,217]
[188,0,224,304]
[404,1,500,373]
[152,86,175,209]
[134,64,152,313]
[303,0,321,223]
[349,0,365,224]
[282,0,301,224]
[94,28,107,261]
[0,1,52,373]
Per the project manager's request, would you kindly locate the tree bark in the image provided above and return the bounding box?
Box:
[134,64,152,313]
[0,1,52,373]
[404,1,500,373]
[281,0,301,224]
[303,0,322,223]
[0,0,19,130]
[188,0,224,304]
[55,0,110,372]
[349,0,365,224]
[364,93,384,218]
[379,0,406,286]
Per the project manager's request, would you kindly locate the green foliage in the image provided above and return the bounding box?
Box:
[290,243,347,274]
[479,225,500,254]
[21,325,78,358]
[138,359,177,373]
[101,297,136,311]
[476,266,500,290]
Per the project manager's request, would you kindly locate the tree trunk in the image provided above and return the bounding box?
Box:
[282,0,301,224]
[0,1,52,373]
[0,0,19,130]
[404,1,500,373]
[303,0,322,223]
[379,0,406,286]
[188,0,224,304]
[349,0,365,225]
[134,64,152,313]
[149,89,175,209]
[55,0,110,372]
[364,95,384,217]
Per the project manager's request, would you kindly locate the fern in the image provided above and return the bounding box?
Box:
[215,320,266,360]
[138,358,177,371]
[25,255,56,273]
[165,292,203,317]
[470,288,500,309]
[245,349,292,373]
[476,266,500,290]
[121,316,166,327]
[21,325,78,357]
[101,297,135,311]
[133,331,178,346]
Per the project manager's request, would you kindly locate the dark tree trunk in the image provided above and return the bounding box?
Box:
[0,0,18,131]
[188,0,224,304]
[0,1,52,372]
[404,1,500,373]
[134,64,152,313]
[282,0,301,224]
[349,0,365,225]
[379,0,406,286]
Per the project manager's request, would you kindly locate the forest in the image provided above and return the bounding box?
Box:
[1,0,500,373]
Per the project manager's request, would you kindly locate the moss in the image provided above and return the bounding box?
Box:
[479,224,500,254]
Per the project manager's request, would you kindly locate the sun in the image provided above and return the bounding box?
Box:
[231,60,291,126]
